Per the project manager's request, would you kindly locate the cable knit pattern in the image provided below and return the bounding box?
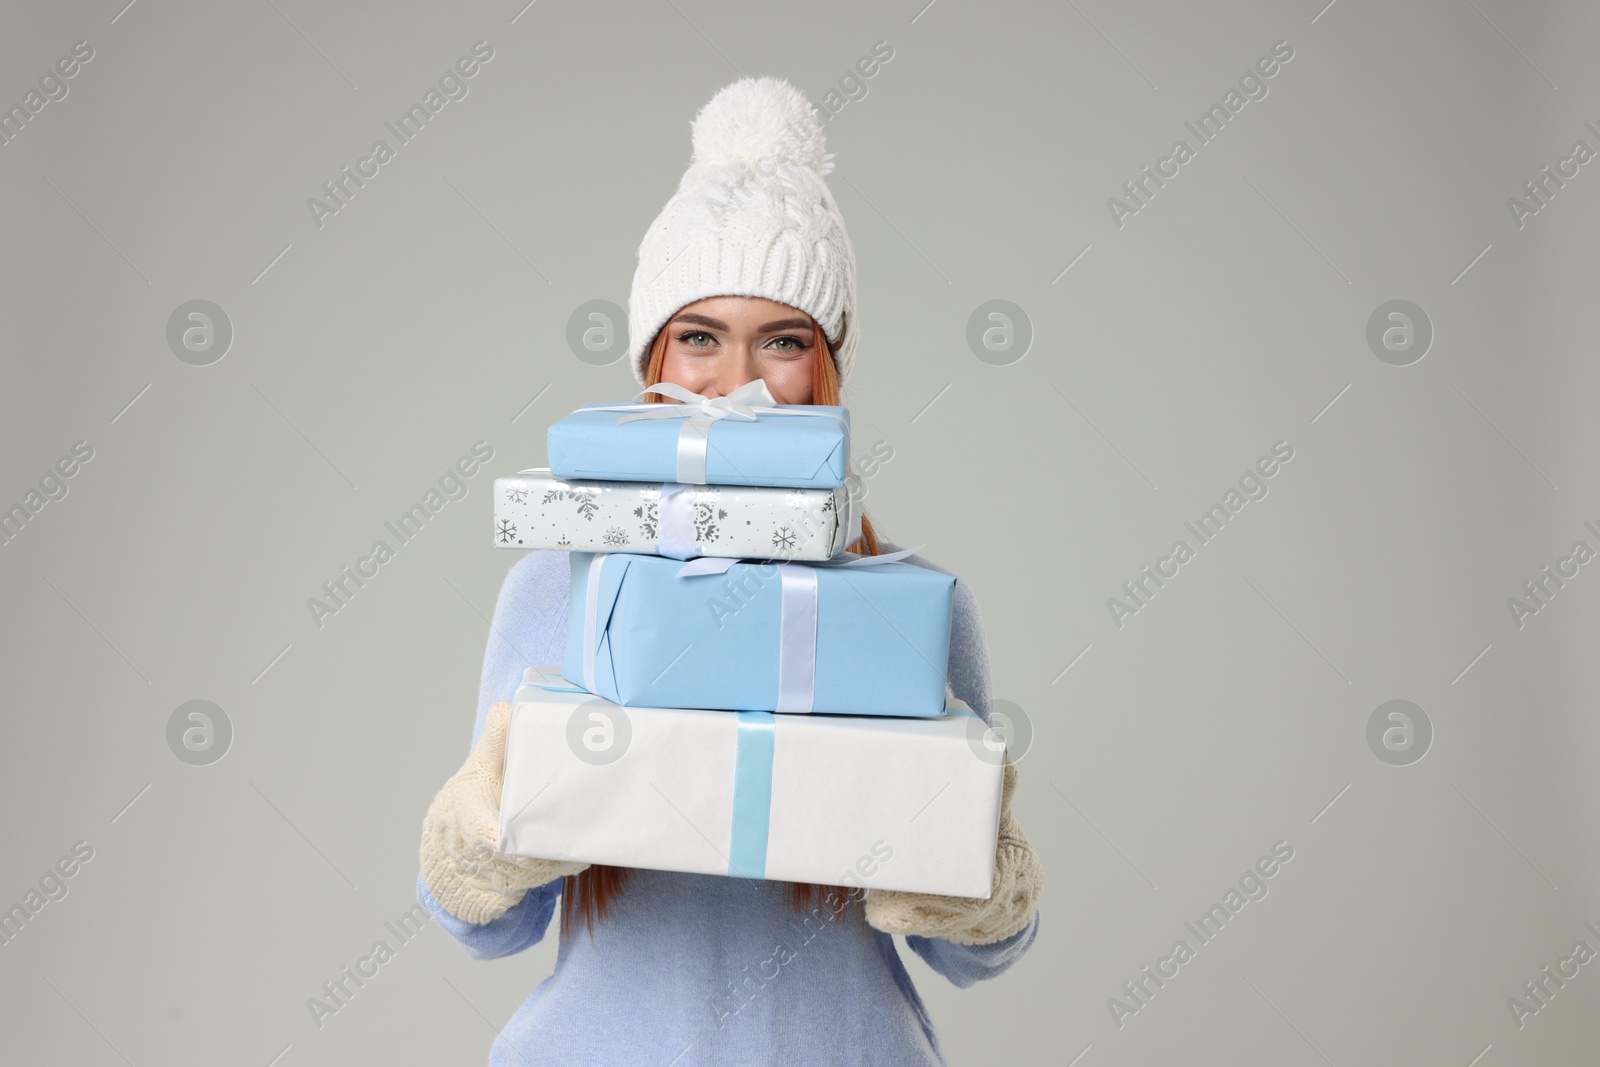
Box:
[419,701,590,925]
[627,77,859,386]
[415,543,1040,1066]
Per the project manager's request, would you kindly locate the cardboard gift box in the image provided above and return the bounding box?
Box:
[498,670,1004,898]
[546,398,850,489]
[492,468,859,561]
[563,551,955,718]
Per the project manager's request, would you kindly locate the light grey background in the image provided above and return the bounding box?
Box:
[2,1,1596,1064]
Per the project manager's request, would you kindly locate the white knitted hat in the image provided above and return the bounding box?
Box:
[626,76,858,387]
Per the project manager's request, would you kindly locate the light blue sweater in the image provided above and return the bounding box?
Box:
[416,542,1040,1066]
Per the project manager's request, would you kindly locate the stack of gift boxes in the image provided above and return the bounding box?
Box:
[490,384,1004,899]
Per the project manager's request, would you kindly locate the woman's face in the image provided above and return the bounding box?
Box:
[657,295,818,404]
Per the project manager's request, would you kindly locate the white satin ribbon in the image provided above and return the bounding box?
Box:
[675,416,714,482]
[605,379,781,423]
[775,565,818,713]
[656,483,697,560]
[674,544,925,578]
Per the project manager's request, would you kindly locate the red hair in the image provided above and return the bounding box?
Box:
[559,313,881,939]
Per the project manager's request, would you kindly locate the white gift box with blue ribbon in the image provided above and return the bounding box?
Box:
[547,381,849,489]
[497,669,1004,898]
[563,549,955,717]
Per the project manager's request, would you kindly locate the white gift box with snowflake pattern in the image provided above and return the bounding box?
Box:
[493,469,859,560]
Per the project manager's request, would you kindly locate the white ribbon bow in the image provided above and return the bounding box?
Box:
[614,380,781,423]
[580,381,845,483]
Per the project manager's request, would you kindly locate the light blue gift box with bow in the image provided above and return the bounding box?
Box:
[547,381,850,489]
[562,548,955,717]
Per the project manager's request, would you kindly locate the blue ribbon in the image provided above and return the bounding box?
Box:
[516,681,589,696]
[727,711,776,880]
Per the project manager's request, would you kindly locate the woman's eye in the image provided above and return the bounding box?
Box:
[768,336,807,352]
[677,331,714,348]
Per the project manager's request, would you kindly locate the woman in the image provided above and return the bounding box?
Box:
[417,77,1044,1066]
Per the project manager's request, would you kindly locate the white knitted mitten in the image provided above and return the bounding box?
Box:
[420,700,590,925]
[864,759,1043,945]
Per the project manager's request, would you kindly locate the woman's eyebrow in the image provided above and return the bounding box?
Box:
[757,317,814,332]
[669,313,813,333]
[671,312,728,330]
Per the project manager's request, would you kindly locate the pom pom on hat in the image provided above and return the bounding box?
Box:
[689,76,835,175]
[626,77,858,386]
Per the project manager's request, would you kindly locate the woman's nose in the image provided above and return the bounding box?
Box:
[713,353,759,396]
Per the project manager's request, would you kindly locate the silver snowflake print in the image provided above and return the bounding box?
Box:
[539,486,598,521]
[602,526,630,547]
[556,534,572,548]
[496,519,518,544]
[785,491,809,508]
[693,504,728,543]
[633,501,658,539]
[772,526,797,551]
[821,496,835,513]
[506,487,530,505]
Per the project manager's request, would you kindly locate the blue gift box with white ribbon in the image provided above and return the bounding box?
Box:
[546,380,850,489]
[563,548,955,717]
[499,669,1004,898]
